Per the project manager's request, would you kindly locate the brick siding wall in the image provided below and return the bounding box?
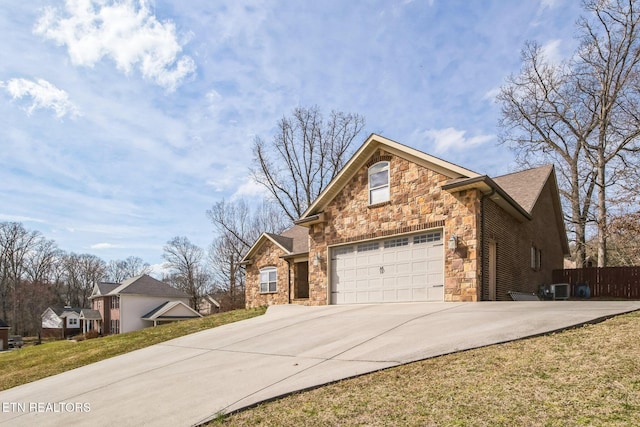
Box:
[481,179,565,300]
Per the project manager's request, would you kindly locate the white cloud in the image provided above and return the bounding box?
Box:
[34,0,196,91]
[482,87,501,102]
[91,242,121,249]
[540,39,563,63]
[423,127,493,154]
[232,178,269,199]
[1,78,80,118]
[540,0,560,10]
[0,213,46,223]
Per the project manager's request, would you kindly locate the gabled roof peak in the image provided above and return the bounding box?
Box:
[300,133,481,219]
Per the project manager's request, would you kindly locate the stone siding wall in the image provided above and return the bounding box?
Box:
[307,149,481,304]
[245,240,291,308]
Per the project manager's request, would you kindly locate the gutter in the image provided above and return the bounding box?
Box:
[442,175,531,222]
[294,212,325,227]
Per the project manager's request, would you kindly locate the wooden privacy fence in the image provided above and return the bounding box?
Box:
[552,267,640,299]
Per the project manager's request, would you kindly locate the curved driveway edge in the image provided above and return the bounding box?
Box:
[1,301,639,426]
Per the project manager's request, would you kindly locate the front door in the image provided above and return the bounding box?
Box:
[294,262,309,299]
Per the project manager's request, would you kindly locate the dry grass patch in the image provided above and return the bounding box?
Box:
[0,307,266,391]
[215,311,640,426]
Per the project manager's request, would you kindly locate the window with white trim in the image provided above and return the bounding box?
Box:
[384,237,408,248]
[369,161,390,204]
[110,319,120,334]
[260,267,278,293]
[357,242,379,252]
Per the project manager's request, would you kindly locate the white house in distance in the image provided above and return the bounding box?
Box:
[88,274,202,335]
[41,307,83,338]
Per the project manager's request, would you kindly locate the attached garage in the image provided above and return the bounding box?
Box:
[330,230,444,304]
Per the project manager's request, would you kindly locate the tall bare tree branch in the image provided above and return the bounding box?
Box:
[251,106,365,221]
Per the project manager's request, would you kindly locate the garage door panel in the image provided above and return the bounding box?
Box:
[331,231,443,304]
[395,261,412,274]
[412,288,427,300]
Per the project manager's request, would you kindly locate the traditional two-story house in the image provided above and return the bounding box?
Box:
[88,274,201,335]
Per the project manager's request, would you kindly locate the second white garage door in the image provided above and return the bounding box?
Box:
[330,231,444,304]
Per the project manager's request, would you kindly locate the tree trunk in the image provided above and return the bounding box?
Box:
[597,152,607,267]
[570,161,587,267]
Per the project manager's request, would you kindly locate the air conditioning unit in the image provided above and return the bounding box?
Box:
[550,283,570,300]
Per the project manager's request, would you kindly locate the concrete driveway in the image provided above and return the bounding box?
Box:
[1,301,639,426]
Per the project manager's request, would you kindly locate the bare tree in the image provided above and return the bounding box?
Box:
[0,222,42,333]
[498,0,640,267]
[17,279,57,338]
[163,237,208,311]
[105,256,152,283]
[62,253,106,307]
[252,106,365,221]
[207,199,287,309]
[498,42,597,267]
[575,0,640,266]
[24,237,60,284]
[594,211,640,265]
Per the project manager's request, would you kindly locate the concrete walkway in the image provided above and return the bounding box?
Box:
[1,301,639,426]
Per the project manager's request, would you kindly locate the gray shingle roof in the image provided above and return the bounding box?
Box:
[493,165,553,214]
[79,309,102,320]
[95,282,120,296]
[265,233,293,252]
[141,301,171,319]
[141,301,201,320]
[110,274,189,298]
[51,307,83,316]
[280,225,309,254]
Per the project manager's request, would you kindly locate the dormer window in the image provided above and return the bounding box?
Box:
[369,161,390,204]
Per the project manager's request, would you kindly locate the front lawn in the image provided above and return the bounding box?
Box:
[214,310,640,426]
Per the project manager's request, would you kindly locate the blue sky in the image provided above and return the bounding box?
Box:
[0,0,582,269]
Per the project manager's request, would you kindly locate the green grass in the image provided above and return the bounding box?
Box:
[213,310,640,426]
[0,307,266,391]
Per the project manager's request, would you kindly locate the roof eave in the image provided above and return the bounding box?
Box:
[241,232,293,264]
[281,252,310,260]
[442,176,532,222]
[294,213,325,227]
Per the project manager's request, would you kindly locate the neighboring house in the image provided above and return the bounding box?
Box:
[242,134,569,306]
[198,295,221,315]
[142,301,207,326]
[0,319,8,351]
[89,274,202,335]
[79,309,102,335]
[41,306,84,338]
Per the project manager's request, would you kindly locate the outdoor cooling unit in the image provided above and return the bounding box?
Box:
[549,283,570,300]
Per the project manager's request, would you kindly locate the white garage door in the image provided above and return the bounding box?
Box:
[330,231,444,304]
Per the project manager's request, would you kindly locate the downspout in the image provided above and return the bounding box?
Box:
[285,259,292,304]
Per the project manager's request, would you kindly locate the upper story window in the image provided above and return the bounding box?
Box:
[260,267,277,293]
[369,161,390,205]
[111,295,120,309]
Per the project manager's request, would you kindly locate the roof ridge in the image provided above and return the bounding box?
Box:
[492,164,553,180]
